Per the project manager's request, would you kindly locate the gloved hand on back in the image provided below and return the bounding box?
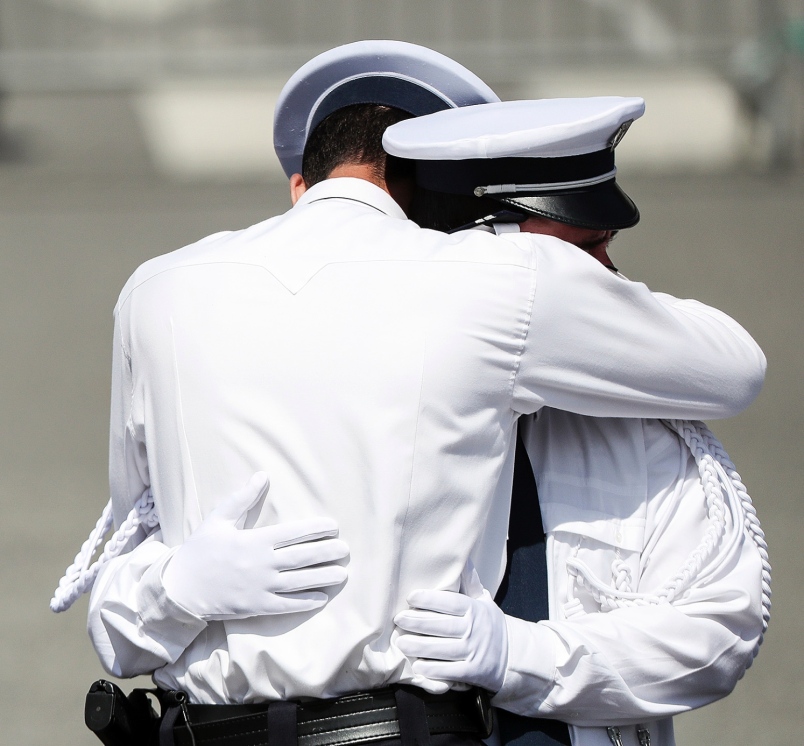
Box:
[394,561,508,693]
[163,472,349,621]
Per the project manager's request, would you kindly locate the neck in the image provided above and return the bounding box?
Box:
[326,163,413,214]
[327,163,386,190]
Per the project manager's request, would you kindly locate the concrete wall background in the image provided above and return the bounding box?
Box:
[1,0,803,171]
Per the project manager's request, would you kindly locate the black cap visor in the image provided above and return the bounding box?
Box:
[495,179,639,231]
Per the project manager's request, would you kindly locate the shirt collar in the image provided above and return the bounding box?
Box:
[294,177,408,220]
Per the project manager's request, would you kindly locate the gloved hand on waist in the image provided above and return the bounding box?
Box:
[162,472,349,621]
[394,560,508,693]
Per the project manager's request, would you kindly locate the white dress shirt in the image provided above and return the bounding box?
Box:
[488,412,766,746]
[90,177,765,703]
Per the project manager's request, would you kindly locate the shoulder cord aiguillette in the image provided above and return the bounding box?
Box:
[565,419,771,662]
[49,488,159,613]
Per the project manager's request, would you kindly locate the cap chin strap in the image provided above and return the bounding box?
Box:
[447,210,527,235]
[564,419,771,670]
[473,168,618,197]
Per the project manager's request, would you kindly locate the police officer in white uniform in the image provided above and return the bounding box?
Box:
[385,99,769,746]
[85,43,765,746]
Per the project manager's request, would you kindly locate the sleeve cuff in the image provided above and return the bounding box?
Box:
[137,547,208,649]
[491,615,557,716]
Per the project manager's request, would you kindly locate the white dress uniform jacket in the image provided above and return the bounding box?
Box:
[489,412,765,746]
[90,177,765,704]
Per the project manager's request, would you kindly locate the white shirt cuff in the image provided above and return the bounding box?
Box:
[491,615,557,715]
[137,548,208,648]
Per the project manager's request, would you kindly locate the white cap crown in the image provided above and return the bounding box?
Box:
[383,97,645,161]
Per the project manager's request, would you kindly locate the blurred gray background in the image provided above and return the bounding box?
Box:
[1,1,802,743]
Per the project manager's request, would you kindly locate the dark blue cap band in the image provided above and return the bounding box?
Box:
[414,150,617,196]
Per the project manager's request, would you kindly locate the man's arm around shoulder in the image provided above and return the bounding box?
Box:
[504,233,765,419]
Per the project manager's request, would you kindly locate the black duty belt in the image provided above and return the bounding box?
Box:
[170,686,494,746]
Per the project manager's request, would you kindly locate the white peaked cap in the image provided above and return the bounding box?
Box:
[273,40,500,178]
[383,97,646,231]
[382,97,645,160]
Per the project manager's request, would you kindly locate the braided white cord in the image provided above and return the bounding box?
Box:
[50,489,158,613]
[611,559,634,593]
[567,419,728,610]
[697,422,772,659]
[566,420,772,652]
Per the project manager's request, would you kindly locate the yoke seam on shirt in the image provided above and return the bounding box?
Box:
[116,259,537,307]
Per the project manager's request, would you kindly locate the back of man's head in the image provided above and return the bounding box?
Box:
[273,40,499,180]
[302,104,414,188]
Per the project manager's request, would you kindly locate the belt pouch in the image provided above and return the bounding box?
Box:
[85,679,159,746]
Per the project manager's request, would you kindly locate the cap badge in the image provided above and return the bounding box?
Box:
[608,119,634,150]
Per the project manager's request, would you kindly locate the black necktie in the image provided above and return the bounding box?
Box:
[493,429,571,746]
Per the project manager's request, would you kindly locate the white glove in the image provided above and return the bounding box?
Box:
[163,472,348,621]
[394,561,508,693]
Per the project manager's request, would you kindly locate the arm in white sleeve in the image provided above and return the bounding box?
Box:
[496,595,762,725]
[86,307,186,678]
[109,302,150,529]
[492,419,766,725]
[87,499,350,677]
[508,234,766,419]
[100,296,198,678]
[88,532,208,678]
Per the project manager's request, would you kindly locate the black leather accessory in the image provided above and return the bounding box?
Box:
[171,686,492,746]
[85,679,160,746]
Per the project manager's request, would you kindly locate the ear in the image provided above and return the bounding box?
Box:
[289,173,308,205]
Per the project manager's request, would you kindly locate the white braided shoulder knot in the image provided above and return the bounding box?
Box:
[50,488,159,613]
[565,419,771,663]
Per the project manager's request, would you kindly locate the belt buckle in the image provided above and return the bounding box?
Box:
[475,690,494,738]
